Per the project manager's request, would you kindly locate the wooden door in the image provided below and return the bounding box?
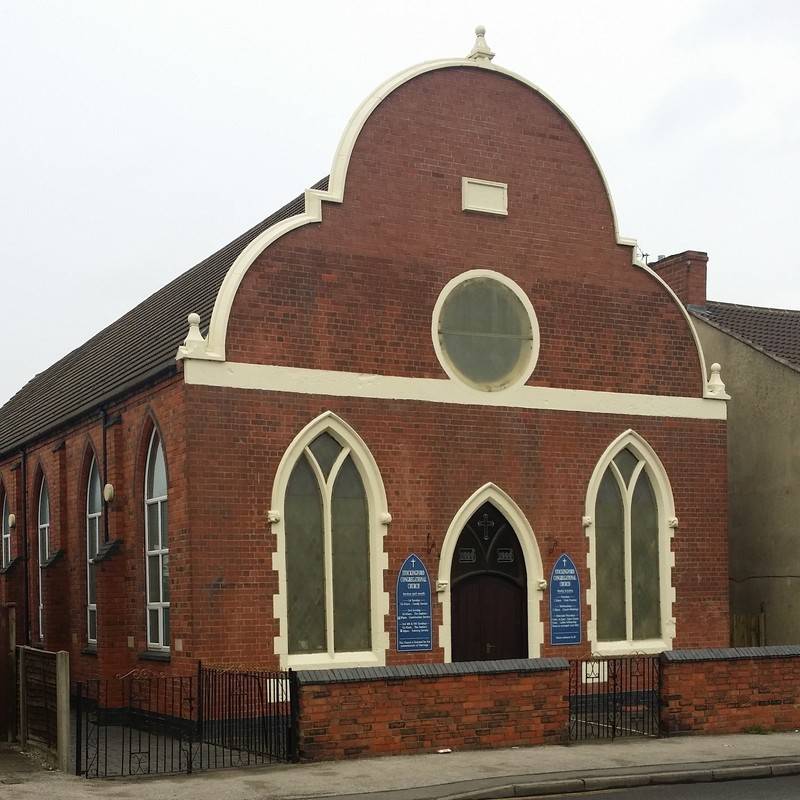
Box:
[450,502,527,662]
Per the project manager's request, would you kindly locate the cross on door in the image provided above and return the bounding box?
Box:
[477,513,495,541]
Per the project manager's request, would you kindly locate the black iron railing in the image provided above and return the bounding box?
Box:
[73,663,297,778]
[568,655,661,741]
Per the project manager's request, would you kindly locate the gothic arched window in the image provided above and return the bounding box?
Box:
[588,432,674,653]
[145,429,169,650]
[37,479,50,639]
[86,456,102,644]
[1,491,10,569]
[285,431,371,657]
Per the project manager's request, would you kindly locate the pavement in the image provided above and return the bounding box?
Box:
[3,732,800,799]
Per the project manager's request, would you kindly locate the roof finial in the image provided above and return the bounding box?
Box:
[176,312,206,360]
[467,25,495,62]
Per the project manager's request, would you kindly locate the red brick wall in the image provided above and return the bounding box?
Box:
[225,68,703,398]
[661,650,800,735]
[651,252,708,307]
[185,386,729,665]
[0,373,191,682]
[296,663,569,760]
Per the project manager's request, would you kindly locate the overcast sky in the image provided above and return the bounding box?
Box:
[1,0,798,406]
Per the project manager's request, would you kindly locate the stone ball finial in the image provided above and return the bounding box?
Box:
[707,362,729,399]
[188,312,201,326]
[467,23,495,62]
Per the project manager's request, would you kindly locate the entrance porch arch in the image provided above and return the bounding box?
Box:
[438,483,544,662]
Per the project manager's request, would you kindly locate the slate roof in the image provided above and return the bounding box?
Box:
[0,177,329,458]
[689,301,800,374]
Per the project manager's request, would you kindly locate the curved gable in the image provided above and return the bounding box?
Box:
[183,53,712,400]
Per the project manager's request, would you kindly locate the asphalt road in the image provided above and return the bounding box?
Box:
[538,775,800,799]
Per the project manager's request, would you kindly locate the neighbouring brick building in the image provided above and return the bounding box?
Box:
[0,28,731,688]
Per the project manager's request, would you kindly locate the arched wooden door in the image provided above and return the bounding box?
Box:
[451,502,527,661]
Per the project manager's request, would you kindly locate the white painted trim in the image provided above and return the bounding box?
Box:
[461,177,508,216]
[437,483,544,662]
[86,457,101,645]
[37,480,50,640]
[191,57,640,363]
[431,269,540,392]
[184,360,727,421]
[633,258,714,399]
[584,430,676,655]
[0,495,9,569]
[270,411,390,670]
[144,429,170,652]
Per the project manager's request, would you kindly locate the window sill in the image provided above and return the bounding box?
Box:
[138,650,170,662]
[0,556,22,575]
[286,651,385,671]
[81,646,97,657]
[591,639,670,657]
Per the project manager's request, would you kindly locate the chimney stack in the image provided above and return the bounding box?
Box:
[650,250,708,307]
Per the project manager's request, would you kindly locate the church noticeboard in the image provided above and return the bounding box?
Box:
[550,554,581,646]
[396,554,432,652]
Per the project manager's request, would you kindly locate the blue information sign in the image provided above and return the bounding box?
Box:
[396,554,432,652]
[550,554,581,646]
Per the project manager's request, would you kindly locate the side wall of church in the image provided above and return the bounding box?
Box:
[0,375,192,680]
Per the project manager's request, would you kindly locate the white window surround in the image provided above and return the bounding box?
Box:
[431,269,541,393]
[144,429,169,651]
[37,479,50,640]
[437,483,545,663]
[86,456,101,645]
[584,430,676,656]
[1,493,9,569]
[270,411,390,670]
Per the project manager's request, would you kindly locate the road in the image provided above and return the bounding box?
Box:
[539,775,800,799]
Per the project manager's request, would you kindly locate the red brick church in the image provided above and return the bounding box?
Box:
[0,28,730,685]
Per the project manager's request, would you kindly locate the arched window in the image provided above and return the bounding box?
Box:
[37,479,50,640]
[86,456,102,644]
[587,432,675,654]
[285,431,371,656]
[144,430,169,650]
[1,491,9,569]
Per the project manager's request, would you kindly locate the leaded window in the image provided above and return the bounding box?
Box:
[86,457,102,644]
[1,493,9,568]
[145,430,169,650]
[437,274,534,391]
[285,432,371,656]
[595,447,661,643]
[38,480,50,640]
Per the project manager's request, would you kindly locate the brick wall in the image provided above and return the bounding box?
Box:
[186,386,730,664]
[0,373,191,682]
[650,251,708,307]
[295,658,569,760]
[226,68,704,399]
[661,647,800,735]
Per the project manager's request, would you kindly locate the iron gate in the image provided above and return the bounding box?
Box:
[74,663,298,778]
[569,656,661,741]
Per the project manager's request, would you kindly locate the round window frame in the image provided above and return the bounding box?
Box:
[431,269,540,392]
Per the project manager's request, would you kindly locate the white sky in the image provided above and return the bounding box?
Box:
[1,0,799,407]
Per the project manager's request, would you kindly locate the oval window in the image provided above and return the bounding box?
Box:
[436,273,536,391]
